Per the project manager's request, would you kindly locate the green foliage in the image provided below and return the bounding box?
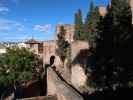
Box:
[74,9,84,40]
[111,0,133,87]
[86,0,133,90]
[74,1,100,42]
[0,47,40,87]
[56,26,70,64]
[84,1,100,44]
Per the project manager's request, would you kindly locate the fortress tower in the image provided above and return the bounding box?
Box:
[98,0,133,24]
[43,24,75,66]
[98,6,107,17]
[56,24,75,43]
[129,0,133,24]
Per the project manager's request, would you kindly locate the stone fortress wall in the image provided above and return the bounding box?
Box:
[42,24,75,67]
[47,67,83,100]
[43,24,75,66]
[43,1,133,92]
[43,24,89,92]
[43,40,56,65]
[129,0,133,24]
[71,41,89,91]
[56,24,75,43]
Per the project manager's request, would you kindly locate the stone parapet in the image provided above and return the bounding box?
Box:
[47,67,83,100]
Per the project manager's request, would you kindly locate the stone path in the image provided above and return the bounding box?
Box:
[16,95,57,100]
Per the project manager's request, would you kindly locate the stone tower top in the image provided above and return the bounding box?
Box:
[56,24,75,43]
[98,6,107,17]
[129,0,133,24]
[129,0,133,7]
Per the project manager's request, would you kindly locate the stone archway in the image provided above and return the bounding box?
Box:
[50,55,55,66]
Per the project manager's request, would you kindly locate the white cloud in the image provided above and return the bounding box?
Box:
[0,7,9,13]
[0,18,24,31]
[34,24,52,33]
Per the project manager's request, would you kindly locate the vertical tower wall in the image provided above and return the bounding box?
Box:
[56,24,75,43]
[129,0,133,24]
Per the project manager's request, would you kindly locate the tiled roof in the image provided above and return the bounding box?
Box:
[25,39,40,44]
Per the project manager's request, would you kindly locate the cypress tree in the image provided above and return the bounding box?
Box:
[56,26,70,67]
[111,0,133,87]
[74,9,84,40]
[84,1,99,47]
[88,0,133,90]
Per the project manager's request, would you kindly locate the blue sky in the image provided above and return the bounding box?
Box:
[0,0,109,42]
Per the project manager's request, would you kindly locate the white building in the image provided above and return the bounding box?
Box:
[0,45,6,54]
[18,42,27,48]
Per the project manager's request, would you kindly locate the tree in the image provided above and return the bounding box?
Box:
[111,0,133,87]
[84,1,100,47]
[87,0,133,90]
[89,6,114,89]
[56,25,70,67]
[74,9,84,40]
[0,47,41,87]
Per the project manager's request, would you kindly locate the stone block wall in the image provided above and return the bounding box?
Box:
[43,40,63,66]
[71,41,89,91]
[71,64,87,90]
[43,24,90,93]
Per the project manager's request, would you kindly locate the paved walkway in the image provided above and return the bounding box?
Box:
[16,95,57,100]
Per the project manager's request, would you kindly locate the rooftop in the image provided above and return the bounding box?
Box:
[25,39,41,44]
